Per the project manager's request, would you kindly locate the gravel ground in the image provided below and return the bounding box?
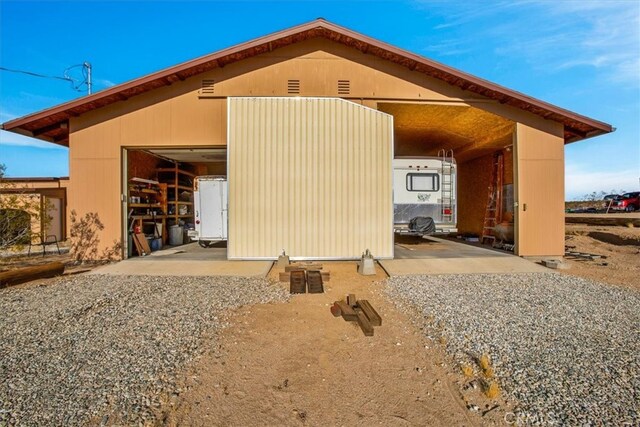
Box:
[0,274,288,426]
[387,273,640,426]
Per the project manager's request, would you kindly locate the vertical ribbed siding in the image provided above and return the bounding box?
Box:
[228,97,393,259]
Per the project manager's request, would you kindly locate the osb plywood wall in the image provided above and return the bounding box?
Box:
[457,149,513,236]
[128,150,163,181]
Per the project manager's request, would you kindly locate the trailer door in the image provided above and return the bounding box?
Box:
[196,178,227,240]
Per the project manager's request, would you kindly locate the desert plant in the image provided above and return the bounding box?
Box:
[483,380,500,399]
[69,209,121,263]
[0,163,52,250]
[460,364,474,377]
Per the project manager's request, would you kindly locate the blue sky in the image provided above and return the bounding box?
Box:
[0,0,638,199]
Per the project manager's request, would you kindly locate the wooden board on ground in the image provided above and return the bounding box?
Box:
[279,271,330,282]
[357,300,382,326]
[133,233,151,255]
[347,294,357,307]
[307,270,324,293]
[285,263,323,272]
[355,309,374,336]
[289,270,306,294]
[336,301,357,321]
[0,262,65,288]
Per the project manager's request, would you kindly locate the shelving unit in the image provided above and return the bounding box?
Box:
[157,166,195,225]
[127,181,168,245]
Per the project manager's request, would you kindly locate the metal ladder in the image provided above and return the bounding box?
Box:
[481,152,504,245]
[438,149,454,223]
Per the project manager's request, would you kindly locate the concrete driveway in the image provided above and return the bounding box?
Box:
[379,236,547,276]
[91,242,273,277]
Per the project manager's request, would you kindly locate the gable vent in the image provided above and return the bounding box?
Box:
[287,79,300,94]
[200,79,215,95]
[338,80,350,95]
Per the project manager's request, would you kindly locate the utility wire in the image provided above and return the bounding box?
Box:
[0,66,72,82]
[0,65,88,92]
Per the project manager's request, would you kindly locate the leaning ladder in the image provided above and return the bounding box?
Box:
[481,152,504,245]
[438,149,454,223]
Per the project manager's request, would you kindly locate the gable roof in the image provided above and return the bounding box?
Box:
[1,18,612,146]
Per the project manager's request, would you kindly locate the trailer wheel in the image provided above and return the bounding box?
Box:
[198,240,213,248]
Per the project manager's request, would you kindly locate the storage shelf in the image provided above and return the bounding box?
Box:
[166,184,193,191]
[129,204,161,209]
[129,188,159,194]
[167,201,193,205]
[130,214,167,220]
[176,214,194,218]
[157,168,195,178]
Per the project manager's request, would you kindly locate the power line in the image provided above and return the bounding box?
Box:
[0,66,72,82]
[0,63,92,94]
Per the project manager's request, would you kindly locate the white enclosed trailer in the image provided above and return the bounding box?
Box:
[191,176,228,247]
[393,154,457,235]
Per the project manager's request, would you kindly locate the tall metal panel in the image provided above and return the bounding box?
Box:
[227,97,394,259]
[514,122,565,256]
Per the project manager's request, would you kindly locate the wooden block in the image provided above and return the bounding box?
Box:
[285,264,324,272]
[357,300,382,326]
[289,270,306,294]
[336,301,357,321]
[330,302,342,317]
[307,270,324,293]
[281,271,329,282]
[347,294,357,307]
[355,309,374,336]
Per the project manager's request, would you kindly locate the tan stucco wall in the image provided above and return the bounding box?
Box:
[67,37,568,258]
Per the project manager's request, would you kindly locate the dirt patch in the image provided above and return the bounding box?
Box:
[163,262,507,426]
[563,224,640,290]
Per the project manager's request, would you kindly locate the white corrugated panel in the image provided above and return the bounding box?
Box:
[228,97,393,259]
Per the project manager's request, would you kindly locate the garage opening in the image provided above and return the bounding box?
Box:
[378,103,517,254]
[124,147,227,258]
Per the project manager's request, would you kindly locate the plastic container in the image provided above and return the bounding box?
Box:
[168,225,184,246]
[151,238,163,251]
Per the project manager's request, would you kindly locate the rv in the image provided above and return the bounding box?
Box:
[191,176,228,247]
[393,153,457,235]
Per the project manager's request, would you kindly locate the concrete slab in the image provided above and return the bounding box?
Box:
[90,260,273,277]
[380,236,547,276]
[92,243,272,277]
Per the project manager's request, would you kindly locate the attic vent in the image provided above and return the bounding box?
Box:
[201,79,215,95]
[338,80,350,95]
[287,79,300,94]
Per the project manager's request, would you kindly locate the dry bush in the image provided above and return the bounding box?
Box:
[69,210,121,263]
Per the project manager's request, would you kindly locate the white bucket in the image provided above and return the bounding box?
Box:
[168,225,184,246]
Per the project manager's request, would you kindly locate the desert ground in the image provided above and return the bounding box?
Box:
[1,223,638,426]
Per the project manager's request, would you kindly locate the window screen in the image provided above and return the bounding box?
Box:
[406,173,439,192]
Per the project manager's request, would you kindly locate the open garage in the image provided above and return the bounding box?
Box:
[1,19,612,261]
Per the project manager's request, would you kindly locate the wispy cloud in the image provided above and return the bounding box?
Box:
[415,0,640,86]
[94,78,116,88]
[0,130,67,150]
[565,162,639,200]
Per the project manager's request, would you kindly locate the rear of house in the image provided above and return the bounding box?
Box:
[1,19,612,260]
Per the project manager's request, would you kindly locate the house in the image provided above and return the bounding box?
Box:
[1,19,612,260]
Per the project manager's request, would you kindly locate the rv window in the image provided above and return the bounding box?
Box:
[406,173,439,192]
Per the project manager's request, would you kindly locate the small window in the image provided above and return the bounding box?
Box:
[406,173,439,192]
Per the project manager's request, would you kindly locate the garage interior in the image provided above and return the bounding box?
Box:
[378,102,517,249]
[125,147,226,258]
[125,101,518,260]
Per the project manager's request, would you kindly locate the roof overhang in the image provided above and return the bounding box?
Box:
[1,18,613,146]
